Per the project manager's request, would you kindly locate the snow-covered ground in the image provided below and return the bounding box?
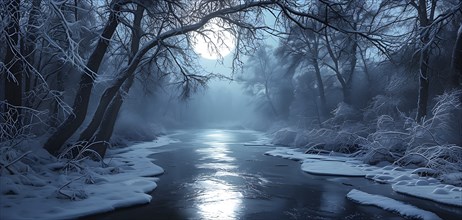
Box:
[347,189,442,220]
[266,148,462,209]
[0,136,176,220]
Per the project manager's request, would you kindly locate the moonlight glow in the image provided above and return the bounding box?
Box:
[191,19,236,60]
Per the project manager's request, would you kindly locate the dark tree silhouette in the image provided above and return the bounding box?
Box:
[44,1,121,155]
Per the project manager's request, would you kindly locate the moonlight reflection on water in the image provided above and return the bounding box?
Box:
[192,130,242,219]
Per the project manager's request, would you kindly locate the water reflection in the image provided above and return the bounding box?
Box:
[196,142,235,162]
[193,130,243,219]
[319,184,345,214]
[193,179,242,219]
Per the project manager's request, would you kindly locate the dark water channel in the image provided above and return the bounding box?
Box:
[83,129,461,220]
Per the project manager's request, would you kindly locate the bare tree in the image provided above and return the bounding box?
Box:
[451,23,462,87]
[44,1,122,155]
[409,0,461,121]
[79,5,145,156]
[277,20,329,120]
[21,0,42,108]
[249,46,280,118]
[3,0,22,126]
[85,0,285,157]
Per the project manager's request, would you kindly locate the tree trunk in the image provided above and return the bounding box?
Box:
[415,0,431,122]
[416,49,430,122]
[75,1,273,156]
[78,85,119,141]
[265,80,278,117]
[44,2,121,155]
[343,34,358,105]
[3,0,22,125]
[323,28,351,105]
[312,58,328,117]
[91,75,135,157]
[450,23,462,88]
[79,6,144,143]
[50,67,65,128]
[22,0,42,108]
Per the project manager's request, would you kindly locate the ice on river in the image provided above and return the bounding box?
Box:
[266,147,462,207]
[347,189,442,220]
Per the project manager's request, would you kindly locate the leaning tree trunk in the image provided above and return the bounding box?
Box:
[79,1,275,156]
[44,2,121,155]
[78,85,120,141]
[79,6,144,143]
[78,48,145,144]
[3,0,22,126]
[81,6,144,157]
[91,75,135,157]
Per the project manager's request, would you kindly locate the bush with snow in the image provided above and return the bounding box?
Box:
[271,128,297,146]
[364,90,462,181]
[271,90,462,185]
[328,102,362,124]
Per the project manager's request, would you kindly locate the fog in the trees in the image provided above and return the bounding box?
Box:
[2,0,461,178]
[1,1,461,219]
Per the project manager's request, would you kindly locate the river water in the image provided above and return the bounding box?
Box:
[83,129,461,220]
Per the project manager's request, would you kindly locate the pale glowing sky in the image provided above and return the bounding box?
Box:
[191,19,236,60]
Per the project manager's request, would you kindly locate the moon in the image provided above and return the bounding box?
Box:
[190,19,236,60]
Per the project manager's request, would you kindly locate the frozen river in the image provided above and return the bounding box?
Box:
[83,129,461,219]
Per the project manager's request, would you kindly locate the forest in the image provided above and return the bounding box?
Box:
[1,0,462,219]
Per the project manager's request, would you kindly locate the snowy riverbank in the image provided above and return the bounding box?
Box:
[266,147,462,219]
[0,137,175,220]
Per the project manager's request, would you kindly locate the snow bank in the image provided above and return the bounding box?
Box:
[347,189,442,220]
[367,168,462,207]
[266,148,365,176]
[301,160,365,177]
[266,147,462,207]
[0,136,174,220]
[393,184,462,207]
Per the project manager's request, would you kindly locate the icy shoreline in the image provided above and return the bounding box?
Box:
[266,147,462,208]
[0,136,175,220]
[347,189,442,220]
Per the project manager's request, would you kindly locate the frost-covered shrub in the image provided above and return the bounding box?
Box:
[0,147,33,176]
[294,130,311,147]
[401,90,462,149]
[363,95,402,121]
[271,86,461,180]
[328,102,362,124]
[427,90,462,146]
[58,141,106,166]
[361,115,409,164]
[396,145,462,176]
[0,102,49,145]
[1,139,109,202]
[359,90,462,180]
[297,128,338,148]
[293,126,366,154]
[271,128,297,146]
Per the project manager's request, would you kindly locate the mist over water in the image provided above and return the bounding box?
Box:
[177,79,254,129]
[114,60,258,137]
